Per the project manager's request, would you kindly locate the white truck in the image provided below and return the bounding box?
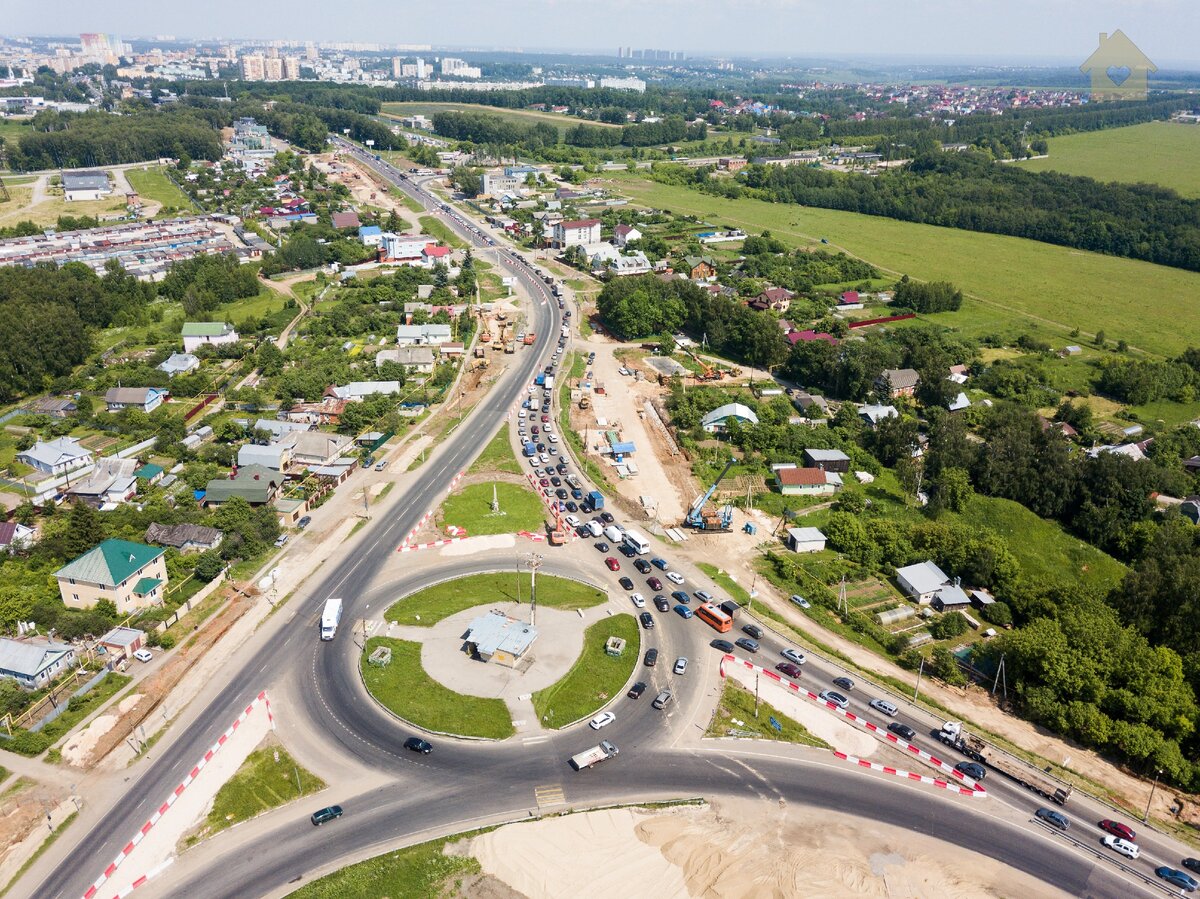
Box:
[569,740,619,771]
[623,529,650,554]
[320,598,343,641]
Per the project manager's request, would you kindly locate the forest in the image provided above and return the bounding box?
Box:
[432,110,705,150]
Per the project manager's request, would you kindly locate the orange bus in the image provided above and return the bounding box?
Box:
[695,603,733,633]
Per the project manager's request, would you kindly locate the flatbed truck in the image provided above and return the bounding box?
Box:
[569,740,619,770]
[939,722,1072,804]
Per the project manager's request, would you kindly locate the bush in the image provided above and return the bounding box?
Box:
[2,729,52,756]
[157,631,177,650]
[981,601,1013,627]
[929,612,971,640]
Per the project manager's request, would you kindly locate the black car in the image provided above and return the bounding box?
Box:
[600,512,615,524]
[565,501,578,512]
[627,681,647,699]
[633,559,652,574]
[619,576,635,590]
[404,737,433,754]
[671,590,691,604]
[618,544,636,557]
[536,443,546,453]
[550,476,562,487]
[735,637,760,653]
[639,611,655,630]
[711,639,735,653]
[653,595,670,613]
[742,624,764,640]
[557,463,568,474]
[832,676,855,691]
[955,761,986,781]
[555,489,568,499]
[297,515,312,529]
[595,541,609,552]
[887,722,917,741]
[1035,808,1071,831]
[644,648,659,667]
[310,805,343,826]
[1184,859,1200,875]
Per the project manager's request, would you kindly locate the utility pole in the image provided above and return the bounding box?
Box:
[754,671,760,718]
[527,553,543,626]
[1144,769,1163,824]
[991,653,1007,700]
[913,655,925,702]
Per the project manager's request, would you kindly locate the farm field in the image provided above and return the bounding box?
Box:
[612,173,1200,358]
[382,101,619,140]
[1014,122,1200,198]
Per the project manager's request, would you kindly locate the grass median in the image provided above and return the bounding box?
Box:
[706,679,830,747]
[385,572,605,627]
[532,613,639,728]
[361,637,515,739]
[438,482,546,536]
[468,424,521,475]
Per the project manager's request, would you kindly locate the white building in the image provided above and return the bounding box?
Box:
[895,560,951,605]
[599,76,647,92]
[181,322,238,353]
[17,437,94,476]
[552,218,602,247]
[786,526,827,553]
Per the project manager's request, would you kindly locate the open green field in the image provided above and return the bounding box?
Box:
[385,572,606,626]
[361,637,515,739]
[467,425,521,475]
[532,613,640,728]
[193,742,324,843]
[222,287,289,328]
[438,481,546,535]
[707,680,830,746]
[125,165,191,210]
[613,173,1200,358]
[0,118,31,149]
[1014,122,1200,198]
[418,214,467,249]
[382,101,620,140]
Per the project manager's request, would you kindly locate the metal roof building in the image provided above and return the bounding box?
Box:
[464,611,537,667]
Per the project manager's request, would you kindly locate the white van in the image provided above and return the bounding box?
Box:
[587,520,603,538]
[603,524,623,544]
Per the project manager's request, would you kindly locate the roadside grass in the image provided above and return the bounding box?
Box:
[532,613,640,728]
[612,173,1200,357]
[385,572,606,626]
[124,166,191,210]
[189,742,325,845]
[467,424,521,475]
[1014,122,1200,198]
[2,672,134,757]
[287,828,483,899]
[706,679,830,747]
[361,638,515,739]
[398,193,423,214]
[697,563,752,605]
[419,215,467,249]
[438,481,546,536]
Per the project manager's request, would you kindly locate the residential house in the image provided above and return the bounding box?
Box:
[380,234,438,264]
[803,448,851,473]
[584,243,621,269]
[358,224,383,247]
[395,323,453,346]
[785,526,827,553]
[838,290,864,310]
[423,244,451,266]
[181,322,239,353]
[250,418,311,440]
[326,381,402,401]
[238,442,290,470]
[613,224,642,247]
[67,457,138,508]
[775,467,842,496]
[0,638,76,689]
[859,404,898,427]
[683,255,718,281]
[948,392,971,412]
[26,397,78,418]
[203,464,284,506]
[700,403,759,434]
[786,329,837,346]
[288,431,353,468]
[331,211,361,230]
[17,437,93,476]
[931,583,972,612]
[97,626,146,663]
[752,287,794,313]
[62,170,111,201]
[0,521,34,553]
[104,386,168,413]
[158,353,200,377]
[792,391,829,416]
[895,560,951,605]
[877,368,920,399]
[552,218,602,247]
[375,346,435,373]
[439,342,465,357]
[144,522,224,553]
[133,463,164,486]
[285,397,347,426]
[54,538,168,613]
[608,252,652,276]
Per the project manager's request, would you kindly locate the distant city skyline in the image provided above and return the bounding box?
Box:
[3,0,1200,69]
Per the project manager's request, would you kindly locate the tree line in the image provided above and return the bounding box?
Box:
[432,110,705,151]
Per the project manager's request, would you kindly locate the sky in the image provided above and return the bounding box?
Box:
[4,0,1200,68]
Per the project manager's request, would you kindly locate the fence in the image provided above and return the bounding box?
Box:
[184,393,220,422]
[151,568,230,634]
[848,313,916,329]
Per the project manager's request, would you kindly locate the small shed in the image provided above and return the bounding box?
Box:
[785,526,827,553]
[605,636,626,657]
[98,626,146,663]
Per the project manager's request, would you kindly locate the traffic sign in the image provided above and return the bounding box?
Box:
[769,716,782,732]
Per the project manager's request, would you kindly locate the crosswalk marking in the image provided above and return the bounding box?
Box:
[522,735,549,746]
[534,784,565,807]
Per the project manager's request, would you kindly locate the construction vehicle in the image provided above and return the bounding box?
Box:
[548,507,566,545]
[504,341,516,354]
[579,394,591,410]
[684,458,736,531]
[938,722,1072,804]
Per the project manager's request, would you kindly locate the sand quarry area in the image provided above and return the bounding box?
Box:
[463,799,1068,899]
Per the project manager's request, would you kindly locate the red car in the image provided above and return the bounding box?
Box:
[1099,820,1136,842]
[775,662,803,679]
[605,557,620,571]
[647,576,663,591]
[541,415,550,423]
[539,478,550,487]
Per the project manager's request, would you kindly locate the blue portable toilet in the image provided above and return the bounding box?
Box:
[743,522,757,535]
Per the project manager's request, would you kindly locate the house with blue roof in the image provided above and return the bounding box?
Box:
[359,224,383,247]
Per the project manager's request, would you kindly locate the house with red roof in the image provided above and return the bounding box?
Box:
[786,330,838,346]
[839,290,864,310]
[423,244,451,265]
[552,218,602,247]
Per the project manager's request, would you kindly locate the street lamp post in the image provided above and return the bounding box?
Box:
[1143,768,1163,824]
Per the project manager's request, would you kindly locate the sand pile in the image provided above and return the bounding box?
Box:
[61,693,143,767]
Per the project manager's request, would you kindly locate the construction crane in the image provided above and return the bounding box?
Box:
[685,457,736,531]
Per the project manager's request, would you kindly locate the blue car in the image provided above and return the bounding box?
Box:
[671,590,691,605]
[651,557,669,570]
[674,604,694,619]
[1156,868,1199,892]
[571,489,583,500]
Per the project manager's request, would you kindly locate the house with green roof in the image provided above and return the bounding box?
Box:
[182,321,239,353]
[54,538,168,614]
[203,464,283,506]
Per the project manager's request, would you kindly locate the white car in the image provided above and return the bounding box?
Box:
[589,711,616,730]
[869,698,898,717]
[518,409,527,418]
[790,594,811,609]
[539,453,550,464]
[630,593,646,608]
[673,657,688,675]
[665,571,685,585]
[618,367,631,376]
[1101,835,1139,859]
[133,648,153,663]
[565,514,582,528]
[548,434,559,443]
[819,690,849,710]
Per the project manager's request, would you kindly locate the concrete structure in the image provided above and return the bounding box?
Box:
[104,386,167,413]
[144,523,223,553]
[54,538,168,613]
[895,560,951,605]
[786,526,827,553]
[463,611,538,667]
[181,322,238,353]
[16,437,93,476]
[61,169,112,201]
[0,638,76,689]
[700,402,759,434]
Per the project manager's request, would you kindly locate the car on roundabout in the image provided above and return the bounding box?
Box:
[404,737,433,754]
[589,711,616,730]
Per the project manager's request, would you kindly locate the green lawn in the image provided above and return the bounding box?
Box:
[697,563,752,605]
[1014,122,1200,199]
[124,165,192,210]
[385,572,605,626]
[438,481,546,535]
[288,829,482,899]
[361,638,514,739]
[419,215,467,249]
[532,614,640,728]
[223,287,289,328]
[382,101,620,141]
[467,424,521,475]
[0,118,31,149]
[193,743,325,843]
[706,679,830,747]
[614,173,1200,358]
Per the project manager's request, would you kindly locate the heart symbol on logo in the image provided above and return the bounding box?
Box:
[1106,65,1132,86]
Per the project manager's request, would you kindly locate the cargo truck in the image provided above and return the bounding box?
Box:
[320,598,343,641]
[523,441,537,457]
[569,740,619,770]
[938,722,1072,804]
[587,490,605,510]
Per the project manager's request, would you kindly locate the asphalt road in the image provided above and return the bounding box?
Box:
[31,142,1171,899]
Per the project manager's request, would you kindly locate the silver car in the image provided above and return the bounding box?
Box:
[869,698,898,717]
